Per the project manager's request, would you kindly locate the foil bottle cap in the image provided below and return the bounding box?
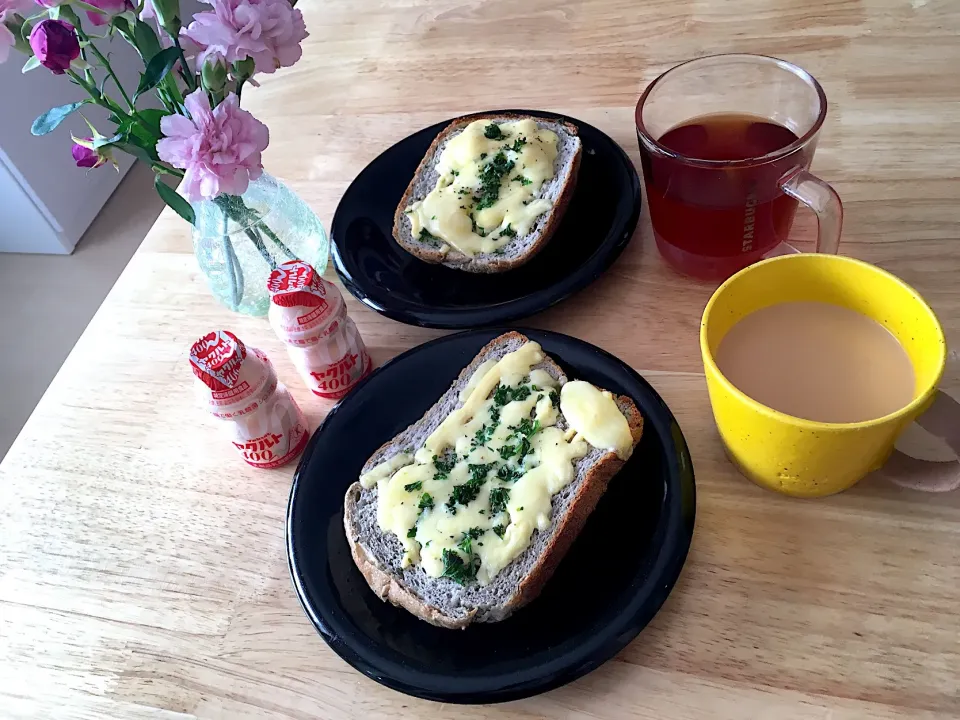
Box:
[267,260,326,309]
[189,331,247,392]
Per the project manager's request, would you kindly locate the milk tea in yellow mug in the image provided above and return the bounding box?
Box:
[700,253,960,497]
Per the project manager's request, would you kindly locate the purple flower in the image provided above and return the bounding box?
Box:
[181,0,308,75]
[28,18,79,74]
[72,138,108,169]
[84,0,133,27]
[157,88,269,201]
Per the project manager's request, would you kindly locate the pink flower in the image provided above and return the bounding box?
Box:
[157,88,269,201]
[29,18,79,74]
[181,0,308,75]
[84,0,132,27]
[0,24,14,64]
[0,0,32,19]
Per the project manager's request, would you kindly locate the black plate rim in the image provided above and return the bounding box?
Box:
[330,110,643,329]
[286,328,696,703]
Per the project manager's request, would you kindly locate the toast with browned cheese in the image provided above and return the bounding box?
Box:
[343,332,643,629]
[393,114,582,273]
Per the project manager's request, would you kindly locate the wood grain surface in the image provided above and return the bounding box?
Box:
[2,1,960,718]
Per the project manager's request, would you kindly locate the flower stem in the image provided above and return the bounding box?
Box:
[220,210,241,309]
[244,226,277,270]
[255,221,297,261]
[172,36,196,91]
[85,36,134,111]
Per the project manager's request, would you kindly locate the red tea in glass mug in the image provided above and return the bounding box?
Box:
[636,54,843,280]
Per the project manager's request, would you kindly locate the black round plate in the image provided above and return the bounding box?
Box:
[287,329,696,704]
[330,111,642,329]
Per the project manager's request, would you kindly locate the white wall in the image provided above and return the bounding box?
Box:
[0,32,140,254]
[0,1,204,255]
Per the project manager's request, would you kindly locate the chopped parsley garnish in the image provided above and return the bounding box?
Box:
[406,527,417,538]
[512,175,533,186]
[441,548,479,584]
[499,435,531,461]
[469,462,497,483]
[493,383,533,407]
[490,407,501,425]
[483,123,504,140]
[446,463,495,511]
[457,527,485,555]
[510,137,526,153]
[472,423,495,449]
[510,418,541,438]
[512,385,532,402]
[475,151,515,210]
[493,524,506,539]
[499,419,539,461]
[497,464,523,482]
[418,228,441,246]
[433,455,455,481]
[489,487,510,514]
[498,224,517,238]
[480,152,487,159]
[418,493,434,512]
[549,389,560,407]
[451,169,459,176]
[403,480,423,492]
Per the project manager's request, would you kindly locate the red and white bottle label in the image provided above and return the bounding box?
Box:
[310,348,372,399]
[228,385,310,468]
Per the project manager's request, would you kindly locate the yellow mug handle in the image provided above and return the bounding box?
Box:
[882,390,960,492]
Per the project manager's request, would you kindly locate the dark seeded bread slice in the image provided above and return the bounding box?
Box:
[392,113,582,274]
[343,331,643,629]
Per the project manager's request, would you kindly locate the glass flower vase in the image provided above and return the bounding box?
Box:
[192,172,329,316]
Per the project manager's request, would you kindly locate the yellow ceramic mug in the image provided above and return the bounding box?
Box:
[700,253,955,497]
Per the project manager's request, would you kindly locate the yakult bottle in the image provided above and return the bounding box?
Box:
[190,330,309,469]
[266,260,371,400]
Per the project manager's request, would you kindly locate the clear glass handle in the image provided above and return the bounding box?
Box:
[882,390,960,492]
[779,168,844,254]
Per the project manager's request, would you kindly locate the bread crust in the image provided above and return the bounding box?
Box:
[392,113,582,273]
[343,332,643,628]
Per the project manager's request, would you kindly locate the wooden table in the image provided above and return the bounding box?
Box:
[3,1,960,718]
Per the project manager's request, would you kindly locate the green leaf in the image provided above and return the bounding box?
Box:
[133,19,163,63]
[21,56,40,74]
[114,141,157,165]
[135,47,181,103]
[154,175,195,225]
[72,0,108,13]
[136,108,167,138]
[31,101,87,135]
[92,132,125,149]
[125,131,160,162]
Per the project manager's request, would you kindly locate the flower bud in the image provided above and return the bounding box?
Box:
[71,137,114,170]
[150,0,181,34]
[28,18,79,75]
[201,54,227,93]
[232,57,255,81]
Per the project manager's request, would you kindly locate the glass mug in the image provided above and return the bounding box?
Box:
[636,54,843,280]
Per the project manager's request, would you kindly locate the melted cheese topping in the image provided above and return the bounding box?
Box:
[362,342,635,587]
[560,381,634,461]
[405,119,559,257]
